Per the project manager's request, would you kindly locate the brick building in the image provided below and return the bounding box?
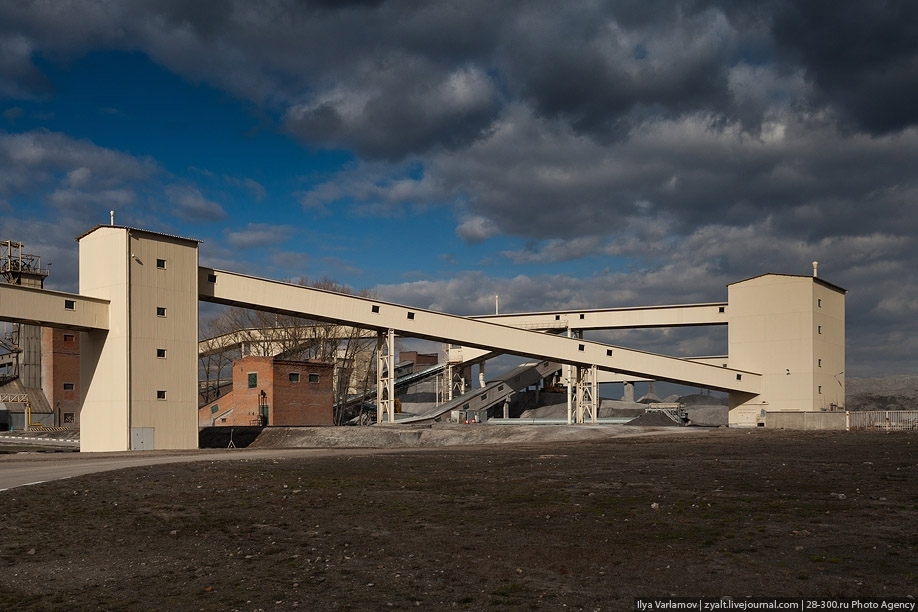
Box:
[199,355,334,427]
[41,328,81,429]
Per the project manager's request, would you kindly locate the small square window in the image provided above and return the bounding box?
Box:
[64,299,75,311]
[308,373,320,383]
[207,273,217,283]
[480,393,488,400]
[718,306,725,313]
[63,383,75,391]
[157,348,166,358]
[211,404,219,414]
[248,373,257,388]
[579,314,585,320]
[157,390,166,400]
[555,315,561,321]
[289,372,300,383]
[578,344,585,351]
[736,374,742,381]
[407,312,415,320]
[156,307,167,317]
[63,413,74,424]
[371,305,380,313]
[606,349,613,357]
[156,258,166,269]
[63,334,75,343]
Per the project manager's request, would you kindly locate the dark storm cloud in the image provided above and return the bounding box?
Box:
[499,4,739,139]
[4,1,918,155]
[769,0,918,135]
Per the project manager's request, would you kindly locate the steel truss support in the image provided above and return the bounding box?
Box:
[376,328,395,424]
[575,364,599,423]
[448,363,466,401]
[565,328,583,424]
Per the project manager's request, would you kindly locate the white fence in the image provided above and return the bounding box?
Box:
[846,410,918,431]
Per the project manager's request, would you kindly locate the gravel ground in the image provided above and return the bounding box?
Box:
[0,427,916,611]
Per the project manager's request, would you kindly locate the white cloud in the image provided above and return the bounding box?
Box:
[225,223,294,249]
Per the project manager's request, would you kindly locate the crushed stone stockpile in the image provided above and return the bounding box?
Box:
[247,423,697,449]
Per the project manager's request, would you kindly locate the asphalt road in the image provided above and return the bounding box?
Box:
[0,447,383,492]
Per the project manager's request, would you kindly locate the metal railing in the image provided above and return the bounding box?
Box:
[846,410,918,431]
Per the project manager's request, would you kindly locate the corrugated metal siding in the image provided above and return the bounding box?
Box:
[128,232,199,449]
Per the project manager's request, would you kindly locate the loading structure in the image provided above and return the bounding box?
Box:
[0,225,844,451]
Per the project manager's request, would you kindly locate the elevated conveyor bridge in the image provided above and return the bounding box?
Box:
[198,268,760,423]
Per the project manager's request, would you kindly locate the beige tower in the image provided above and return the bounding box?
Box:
[78,226,200,451]
[727,273,846,426]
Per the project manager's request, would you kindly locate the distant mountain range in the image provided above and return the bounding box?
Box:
[846,375,918,411]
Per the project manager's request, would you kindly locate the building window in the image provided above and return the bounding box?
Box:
[157,348,166,358]
[64,413,74,424]
[248,373,257,388]
[719,306,725,313]
[156,258,166,269]
[63,334,75,343]
[818,325,822,334]
[156,306,167,317]
[157,390,166,400]
[606,349,613,356]
[308,373,320,383]
[207,273,217,283]
[210,404,219,414]
[407,312,415,320]
[63,382,75,391]
[818,385,822,394]
[289,372,300,383]
[371,305,380,313]
[817,298,822,307]
[64,299,75,310]
[818,359,822,367]
[578,344,585,351]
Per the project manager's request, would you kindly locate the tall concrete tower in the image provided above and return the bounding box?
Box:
[78,226,200,451]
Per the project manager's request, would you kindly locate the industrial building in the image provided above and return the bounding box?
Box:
[0,223,846,452]
[198,355,334,427]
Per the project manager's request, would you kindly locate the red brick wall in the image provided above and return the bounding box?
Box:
[234,355,274,426]
[271,359,334,426]
[399,351,438,366]
[42,328,81,429]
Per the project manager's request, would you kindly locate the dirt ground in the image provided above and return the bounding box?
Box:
[0,427,916,611]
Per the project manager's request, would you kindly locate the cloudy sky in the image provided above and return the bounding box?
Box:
[1,1,916,378]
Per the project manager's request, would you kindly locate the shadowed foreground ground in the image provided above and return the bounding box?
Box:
[0,428,916,611]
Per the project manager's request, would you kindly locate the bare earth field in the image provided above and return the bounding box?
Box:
[0,427,916,611]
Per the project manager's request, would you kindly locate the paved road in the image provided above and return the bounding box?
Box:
[0,447,384,492]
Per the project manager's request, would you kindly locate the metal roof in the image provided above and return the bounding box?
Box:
[74,225,202,245]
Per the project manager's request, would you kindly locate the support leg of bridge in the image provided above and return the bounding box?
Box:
[376,329,395,424]
[575,364,598,424]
